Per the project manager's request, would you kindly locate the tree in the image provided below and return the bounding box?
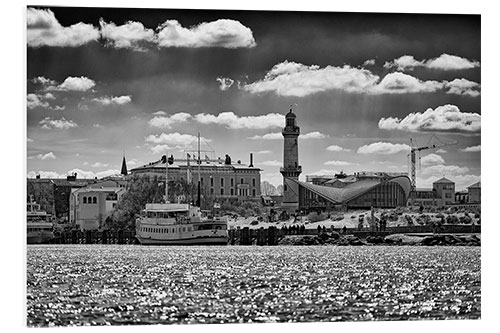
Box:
[261,181,278,196]
[276,185,284,196]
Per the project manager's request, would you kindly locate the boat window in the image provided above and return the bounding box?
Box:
[140,211,146,217]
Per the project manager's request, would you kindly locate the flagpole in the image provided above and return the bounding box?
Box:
[165,151,169,203]
[197,132,201,207]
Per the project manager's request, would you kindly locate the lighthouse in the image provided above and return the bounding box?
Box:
[280,107,302,212]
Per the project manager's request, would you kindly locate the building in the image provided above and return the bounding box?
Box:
[411,188,439,207]
[433,177,455,206]
[69,180,126,231]
[455,190,469,204]
[467,181,481,203]
[280,108,302,212]
[129,153,261,202]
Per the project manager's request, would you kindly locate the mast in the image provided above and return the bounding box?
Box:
[165,150,169,203]
[197,132,201,207]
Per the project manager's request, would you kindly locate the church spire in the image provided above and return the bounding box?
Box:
[120,151,128,176]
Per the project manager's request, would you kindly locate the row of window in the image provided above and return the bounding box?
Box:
[203,177,257,187]
[82,197,97,204]
[209,188,257,196]
[141,226,191,233]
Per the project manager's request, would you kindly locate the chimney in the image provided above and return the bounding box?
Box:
[249,153,253,167]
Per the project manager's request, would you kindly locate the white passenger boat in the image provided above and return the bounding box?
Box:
[135,203,228,245]
[27,201,54,244]
[135,132,228,245]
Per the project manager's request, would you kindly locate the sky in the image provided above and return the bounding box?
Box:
[26,5,481,190]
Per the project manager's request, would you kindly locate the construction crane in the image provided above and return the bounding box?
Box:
[409,135,458,192]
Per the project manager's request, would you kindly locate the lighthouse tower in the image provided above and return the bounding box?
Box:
[280,107,302,212]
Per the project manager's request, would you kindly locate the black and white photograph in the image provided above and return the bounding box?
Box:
[9,0,497,331]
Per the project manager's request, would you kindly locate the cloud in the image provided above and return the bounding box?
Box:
[27,168,121,180]
[308,169,339,176]
[243,60,479,97]
[194,112,284,129]
[145,133,209,151]
[99,19,155,50]
[36,152,56,160]
[445,78,480,97]
[258,160,282,167]
[461,145,481,152]
[419,164,470,178]
[216,77,235,91]
[362,59,376,66]
[31,76,57,86]
[27,8,99,47]
[39,117,78,129]
[156,19,256,48]
[92,95,132,105]
[248,132,282,140]
[326,144,351,152]
[371,72,443,94]
[56,76,96,91]
[27,138,34,142]
[378,104,481,134]
[91,162,109,168]
[357,142,411,154]
[435,149,447,154]
[243,60,379,97]
[324,160,355,166]
[148,112,192,128]
[153,111,167,116]
[93,123,103,128]
[301,131,328,139]
[126,159,143,166]
[27,93,50,109]
[255,150,272,154]
[384,53,480,71]
[420,153,445,166]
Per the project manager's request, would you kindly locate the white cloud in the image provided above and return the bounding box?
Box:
[36,152,56,160]
[324,160,355,166]
[255,150,272,154]
[148,112,192,128]
[384,53,480,71]
[419,164,470,178]
[420,153,445,166]
[92,95,132,105]
[27,94,50,109]
[56,76,96,91]
[258,160,282,167]
[362,59,376,66]
[150,144,172,155]
[27,138,34,143]
[435,149,447,154]
[308,169,339,176]
[93,123,103,128]
[126,159,143,166]
[357,142,410,154]
[371,72,443,94]
[243,60,379,97]
[153,111,167,116]
[445,78,480,97]
[43,93,55,100]
[156,19,256,48]
[326,144,351,152]
[27,8,99,47]
[194,112,284,129]
[146,133,209,151]
[91,162,109,168]
[300,131,328,139]
[31,76,57,86]
[248,132,282,140]
[100,19,155,50]
[378,104,480,134]
[216,77,235,91]
[27,168,120,179]
[461,145,481,152]
[39,117,78,130]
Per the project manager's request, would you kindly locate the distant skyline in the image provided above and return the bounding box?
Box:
[26,6,481,190]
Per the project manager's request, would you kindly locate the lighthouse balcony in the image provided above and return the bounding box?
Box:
[280,166,302,173]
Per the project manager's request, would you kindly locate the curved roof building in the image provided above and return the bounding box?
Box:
[285,173,411,211]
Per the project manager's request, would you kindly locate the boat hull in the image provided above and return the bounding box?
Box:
[136,235,228,246]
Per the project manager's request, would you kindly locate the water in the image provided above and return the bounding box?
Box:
[26,245,480,326]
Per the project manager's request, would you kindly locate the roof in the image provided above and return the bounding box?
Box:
[433,177,454,184]
[131,159,260,171]
[467,181,481,189]
[287,175,411,204]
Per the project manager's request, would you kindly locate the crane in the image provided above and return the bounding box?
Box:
[408,135,458,192]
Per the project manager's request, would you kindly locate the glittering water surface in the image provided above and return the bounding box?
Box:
[27,245,480,326]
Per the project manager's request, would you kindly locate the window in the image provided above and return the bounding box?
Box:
[230,188,234,195]
[231,178,234,187]
[221,188,224,195]
[241,178,244,184]
[284,185,288,191]
[210,177,214,186]
[252,178,256,187]
[220,178,224,187]
[211,188,214,195]
[201,177,204,185]
[83,197,87,204]
[252,189,256,197]
[93,197,97,204]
